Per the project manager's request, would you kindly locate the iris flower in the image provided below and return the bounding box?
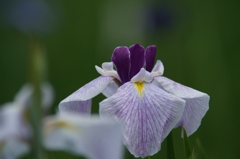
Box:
[44,112,123,159]
[59,44,209,157]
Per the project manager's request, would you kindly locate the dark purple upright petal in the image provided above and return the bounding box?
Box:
[129,44,145,79]
[145,45,156,72]
[111,47,131,84]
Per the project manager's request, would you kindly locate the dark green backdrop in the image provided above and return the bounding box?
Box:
[0,0,239,158]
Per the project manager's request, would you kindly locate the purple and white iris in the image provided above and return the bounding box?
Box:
[59,43,209,158]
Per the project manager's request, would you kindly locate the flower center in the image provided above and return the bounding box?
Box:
[134,82,145,97]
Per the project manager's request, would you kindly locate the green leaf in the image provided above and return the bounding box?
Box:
[196,138,208,159]
[124,147,136,159]
[182,127,193,159]
[167,131,175,159]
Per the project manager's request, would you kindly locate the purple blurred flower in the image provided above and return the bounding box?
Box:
[144,3,175,32]
[2,0,57,34]
[59,44,209,157]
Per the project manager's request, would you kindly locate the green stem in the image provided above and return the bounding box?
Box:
[28,35,46,159]
[182,127,193,159]
[167,131,175,159]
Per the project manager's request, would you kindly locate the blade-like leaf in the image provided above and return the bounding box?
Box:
[167,131,175,159]
[196,138,208,159]
[182,127,193,159]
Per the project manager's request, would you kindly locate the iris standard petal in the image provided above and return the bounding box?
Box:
[129,44,145,78]
[102,80,118,97]
[59,76,113,114]
[99,82,185,157]
[154,76,210,136]
[111,46,131,83]
[145,45,156,72]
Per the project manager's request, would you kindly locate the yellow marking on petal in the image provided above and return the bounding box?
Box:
[52,121,77,131]
[45,120,78,135]
[134,82,145,97]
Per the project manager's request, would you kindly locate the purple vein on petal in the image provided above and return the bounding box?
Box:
[99,82,185,157]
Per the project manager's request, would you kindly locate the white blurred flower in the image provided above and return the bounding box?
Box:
[0,83,54,159]
[14,82,54,109]
[44,112,123,159]
[0,103,30,159]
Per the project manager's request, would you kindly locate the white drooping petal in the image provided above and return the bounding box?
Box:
[0,103,31,159]
[0,82,54,159]
[151,60,164,77]
[154,76,210,136]
[0,138,29,159]
[102,80,119,97]
[0,103,30,140]
[100,82,185,158]
[41,82,55,108]
[59,76,113,114]
[44,113,123,159]
[44,117,83,156]
[14,82,55,109]
[14,84,32,106]
[131,68,153,83]
[95,62,121,81]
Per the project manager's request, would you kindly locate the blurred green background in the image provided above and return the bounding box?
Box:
[0,0,240,158]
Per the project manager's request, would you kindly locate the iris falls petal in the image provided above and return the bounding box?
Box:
[154,76,210,136]
[102,80,118,97]
[59,100,92,115]
[59,76,113,114]
[99,82,185,157]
